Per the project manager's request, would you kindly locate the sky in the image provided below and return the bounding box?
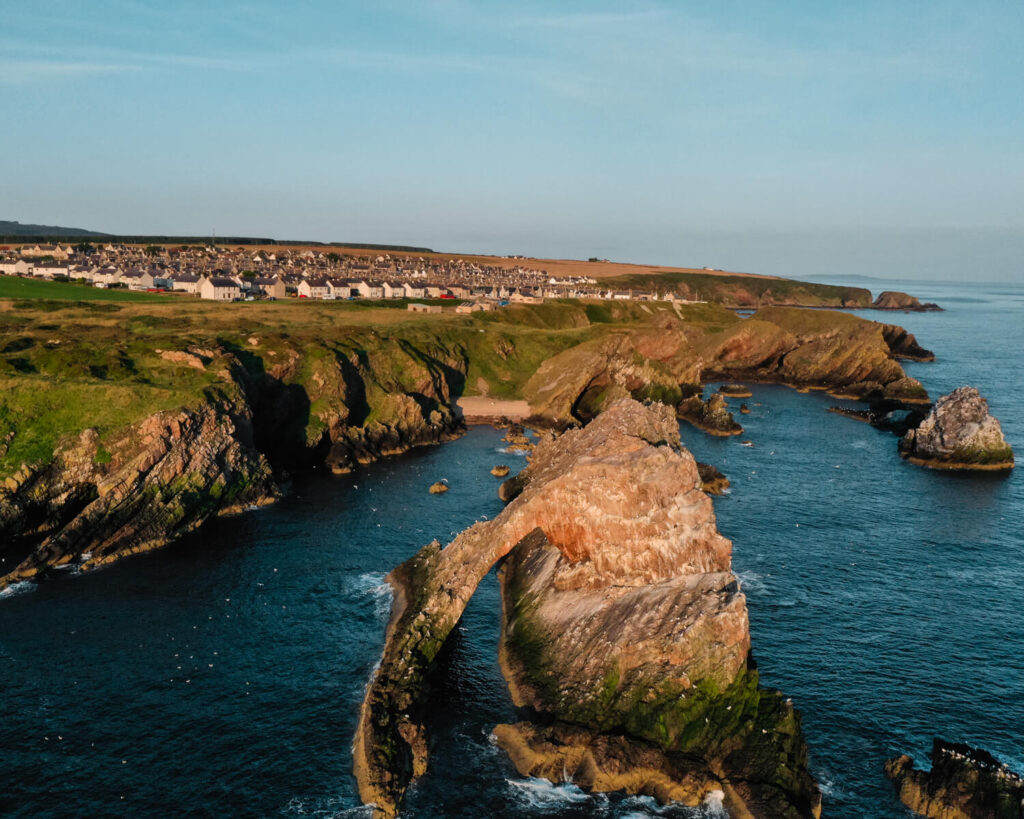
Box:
[3,0,1023,281]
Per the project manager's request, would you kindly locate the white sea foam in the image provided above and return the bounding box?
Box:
[280,795,372,817]
[347,572,393,621]
[0,581,35,600]
[506,777,591,808]
[736,570,766,594]
[701,789,727,817]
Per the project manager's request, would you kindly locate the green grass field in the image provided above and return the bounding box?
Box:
[0,277,168,302]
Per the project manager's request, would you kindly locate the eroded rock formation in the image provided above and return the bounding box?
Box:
[355,400,819,818]
[524,307,929,427]
[678,390,743,437]
[885,739,1024,818]
[900,386,1014,470]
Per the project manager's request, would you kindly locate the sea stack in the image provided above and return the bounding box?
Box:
[900,386,1014,470]
[355,399,819,818]
[885,739,1024,818]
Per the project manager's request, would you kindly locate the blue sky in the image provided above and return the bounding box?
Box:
[4,1,1023,280]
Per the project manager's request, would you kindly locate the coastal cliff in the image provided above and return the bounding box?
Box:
[1,298,932,588]
[524,305,929,426]
[0,328,466,589]
[355,400,819,818]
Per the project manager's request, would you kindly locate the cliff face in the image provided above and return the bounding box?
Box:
[524,307,928,426]
[885,739,1024,819]
[497,402,819,818]
[0,396,276,584]
[900,386,1014,470]
[0,336,467,590]
[355,400,819,818]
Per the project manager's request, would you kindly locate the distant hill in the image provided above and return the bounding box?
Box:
[0,220,111,238]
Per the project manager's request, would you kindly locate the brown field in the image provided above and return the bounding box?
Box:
[237,244,781,281]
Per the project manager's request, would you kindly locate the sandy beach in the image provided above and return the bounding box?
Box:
[455,396,531,422]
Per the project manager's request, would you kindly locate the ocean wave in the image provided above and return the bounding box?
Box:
[506,777,593,809]
[280,795,371,817]
[346,572,393,621]
[0,580,36,600]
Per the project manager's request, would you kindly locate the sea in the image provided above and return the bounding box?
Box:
[1,277,1021,818]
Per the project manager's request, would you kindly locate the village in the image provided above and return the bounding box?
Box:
[0,242,690,308]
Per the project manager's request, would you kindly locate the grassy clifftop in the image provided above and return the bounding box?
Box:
[0,298,655,477]
[602,270,871,308]
[0,295,927,479]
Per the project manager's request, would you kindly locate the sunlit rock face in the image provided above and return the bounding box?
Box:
[355,399,819,818]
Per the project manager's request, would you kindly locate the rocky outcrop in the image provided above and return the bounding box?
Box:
[523,307,929,428]
[697,461,730,495]
[828,398,929,437]
[0,398,276,588]
[885,739,1024,818]
[355,400,818,818]
[678,390,743,437]
[873,290,942,312]
[745,308,929,403]
[880,324,936,361]
[900,387,1014,470]
[524,333,690,427]
[718,383,753,398]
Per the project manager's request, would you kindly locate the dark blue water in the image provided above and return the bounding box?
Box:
[2,279,1021,818]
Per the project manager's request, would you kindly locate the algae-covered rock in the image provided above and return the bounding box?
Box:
[885,739,1024,818]
[900,386,1014,470]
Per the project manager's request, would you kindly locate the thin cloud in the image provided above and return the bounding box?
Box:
[0,59,141,84]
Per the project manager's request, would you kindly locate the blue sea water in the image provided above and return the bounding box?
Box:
[1,279,1021,818]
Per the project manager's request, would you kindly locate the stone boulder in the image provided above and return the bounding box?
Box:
[900,387,1014,470]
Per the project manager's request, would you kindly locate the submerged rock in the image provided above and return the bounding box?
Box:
[885,738,1024,818]
[354,399,819,818]
[900,387,1014,470]
[718,383,753,398]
